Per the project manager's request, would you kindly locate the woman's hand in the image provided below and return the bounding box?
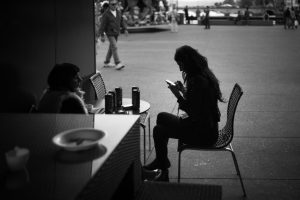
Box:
[168,84,182,99]
[175,81,186,96]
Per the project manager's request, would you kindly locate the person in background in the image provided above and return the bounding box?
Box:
[196,6,200,21]
[263,10,269,21]
[184,5,190,24]
[169,4,178,33]
[95,1,109,55]
[143,45,225,181]
[200,9,206,24]
[98,0,128,70]
[295,7,299,29]
[283,7,290,29]
[117,1,124,13]
[244,7,250,25]
[101,1,110,14]
[37,63,88,114]
[295,7,300,29]
[196,6,201,25]
[204,6,210,29]
[290,7,296,29]
[234,10,242,25]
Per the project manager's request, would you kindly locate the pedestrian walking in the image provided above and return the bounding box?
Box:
[98,0,128,70]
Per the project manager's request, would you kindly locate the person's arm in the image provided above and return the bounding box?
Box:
[120,12,128,36]
[177,77,205,118]
[99,12,107,42]
[175,81,186,96]
[60,96,88,114]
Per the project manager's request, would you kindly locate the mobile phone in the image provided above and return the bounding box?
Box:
[165,80,176,86]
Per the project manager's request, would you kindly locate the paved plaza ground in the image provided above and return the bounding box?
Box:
[96,25,300,200]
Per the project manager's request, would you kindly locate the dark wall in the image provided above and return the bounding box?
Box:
[0,0,95,100]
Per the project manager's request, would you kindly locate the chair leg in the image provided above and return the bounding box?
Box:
[142,126,146,165]
[230,151,247,197]
[148,116,151,151]
[178,151,182,183]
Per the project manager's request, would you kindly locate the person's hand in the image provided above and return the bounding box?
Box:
[75,88,85,99]
[168,84,181,99]
[100,36,105,43]
[175,81,185,92]
[124,30,129,37]
[85,104,93,113]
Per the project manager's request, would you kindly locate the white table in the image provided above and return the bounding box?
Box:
[0,114,141,200]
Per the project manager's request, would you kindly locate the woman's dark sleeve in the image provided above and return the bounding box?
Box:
[61,97,86,114]
[177,77,206,118]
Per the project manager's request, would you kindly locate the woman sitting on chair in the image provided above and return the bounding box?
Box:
[37,63,88,114]
[143,45,225,181]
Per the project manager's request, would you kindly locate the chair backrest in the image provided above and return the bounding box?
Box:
[216,83,243,148]
[89,71,106,101]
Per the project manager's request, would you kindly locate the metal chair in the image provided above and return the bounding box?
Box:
[177,83,246,197]
[140,111,151,164]
[89,71,107,101]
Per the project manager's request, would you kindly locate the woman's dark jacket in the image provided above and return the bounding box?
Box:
[177,74,220,139]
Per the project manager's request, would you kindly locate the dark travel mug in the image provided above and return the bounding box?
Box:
[105,93,114,114]
[132,87,140,111]
[115,87,123,109]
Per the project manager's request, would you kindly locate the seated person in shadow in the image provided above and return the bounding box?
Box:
[0,62,36,113]
[37,63,88,114]
[143,45,225,181]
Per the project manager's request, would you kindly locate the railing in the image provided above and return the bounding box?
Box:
[188,16,284,25]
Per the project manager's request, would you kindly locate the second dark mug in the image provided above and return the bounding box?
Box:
[132,87,140,111]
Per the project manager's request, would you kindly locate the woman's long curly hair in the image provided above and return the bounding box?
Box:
[174,45,225,102]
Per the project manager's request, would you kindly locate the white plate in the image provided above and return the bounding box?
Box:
[52,128,105,151]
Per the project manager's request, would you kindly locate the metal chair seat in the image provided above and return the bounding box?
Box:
[178,127,233,152]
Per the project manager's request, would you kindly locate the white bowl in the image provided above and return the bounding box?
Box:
[52,128,105,151]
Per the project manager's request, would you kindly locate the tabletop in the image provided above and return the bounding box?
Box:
[0,114,141,200]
